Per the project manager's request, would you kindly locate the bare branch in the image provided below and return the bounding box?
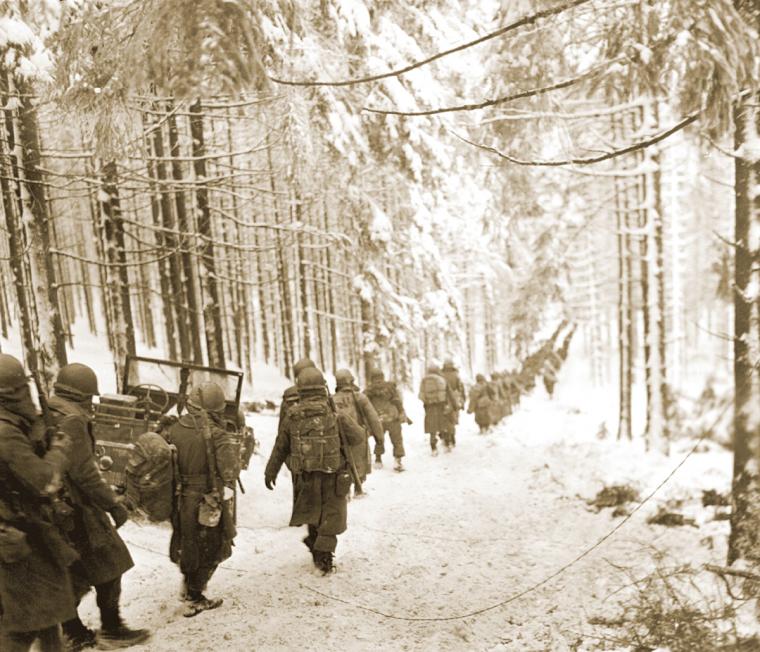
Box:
[364,57,618,117]
[451,112,699,166]
[268,0,593,88]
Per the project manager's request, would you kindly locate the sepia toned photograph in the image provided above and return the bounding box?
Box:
[0,0,759,650]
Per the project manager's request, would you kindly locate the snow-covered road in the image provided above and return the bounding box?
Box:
[83,382,732,651]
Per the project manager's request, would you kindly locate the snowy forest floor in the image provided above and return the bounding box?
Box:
[75,372,739,651]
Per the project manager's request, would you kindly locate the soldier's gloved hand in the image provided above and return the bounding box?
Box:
[109,500,129,529]
[405,417,413,425]
[264,475,276,491]
[223,486,234,501]
[49,430,72,455]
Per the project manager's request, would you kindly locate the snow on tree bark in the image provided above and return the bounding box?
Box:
[13,76,67,389]
[189,99,226,369]
[98,161,136,387]
[728,98,760,565]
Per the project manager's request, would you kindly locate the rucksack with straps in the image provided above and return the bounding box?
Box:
[125,431,177,522]
[420,374,447,405]
[288,397,341,474]
[365,382,399,422]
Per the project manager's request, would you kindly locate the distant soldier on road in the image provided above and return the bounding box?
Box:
[468,374,495,434]
[165,383,239,617]
[441,360,465,435]
[264,368,364,574]
[364,369,410,472]
[332,369,383,490]
[49,363,149,650]
[419,365,457,454]
[0,354,78,652]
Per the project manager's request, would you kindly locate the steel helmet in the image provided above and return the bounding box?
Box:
[55,363,99,398]
[292,357,315,379]
[0,354,27,393]
[334,369,354,387]
[296,367,326,388]
[187,382,226,413]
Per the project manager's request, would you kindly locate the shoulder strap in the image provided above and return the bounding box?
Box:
[350,391,367,428]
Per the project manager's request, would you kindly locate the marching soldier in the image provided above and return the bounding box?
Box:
[468,374,495,434]
[419,365,458,454]
[332,369,383,489]
[48,363,149,650]
[165,383,239,617]
[0,354,78,652]
[264,367,363,574]
[364,369,410,472]
[441,360,465,437]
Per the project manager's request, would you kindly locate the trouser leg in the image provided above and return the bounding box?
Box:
[0,628,35,652]
[374,431,385,458]
[186,565,218,597]
[96,577,122,615]
[305,524,318,549]
[313,533,337,553]
[0,626,63,652]
[97,576,123,631]
[388,422,405,458]
[37,625,64,652]
[429,432,437,450]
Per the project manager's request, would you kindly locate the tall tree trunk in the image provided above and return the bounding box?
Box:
[651,101,669,453]
[189,100,225,368]
[143,109,178,360]
[14,78,67,387]
[614,114,633,441]
[322,198,338,374]
[99,161,136,384]
[359,288,374,383]
[168,102,204,363]
[266,135,294,375]
[634,106,654,444]
[295,187,311,358]
[252,218,270,364]
[612,112,633,440]
[728,99,760,564]
[0,81,35,373]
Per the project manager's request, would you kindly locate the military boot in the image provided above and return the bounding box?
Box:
[62,617,97,651]
[97,608,151,649]
[183,593,224,618]
[314,551,335,575]
[393,457,404,472]
[303,532,319,566]
[374,454,383,470]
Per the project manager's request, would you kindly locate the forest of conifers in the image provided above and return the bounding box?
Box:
[0,1,758,561]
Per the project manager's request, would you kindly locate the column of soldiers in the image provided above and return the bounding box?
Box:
[466,327,574,433]
[0,327,576,647]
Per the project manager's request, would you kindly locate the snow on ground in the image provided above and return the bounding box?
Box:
[75,361,735,652]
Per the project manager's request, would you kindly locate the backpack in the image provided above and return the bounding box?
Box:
[332,390,363,427]
[125,431,177,522]
[365,382,399,422]
[288,397,341,474]
[420,374,447,405]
